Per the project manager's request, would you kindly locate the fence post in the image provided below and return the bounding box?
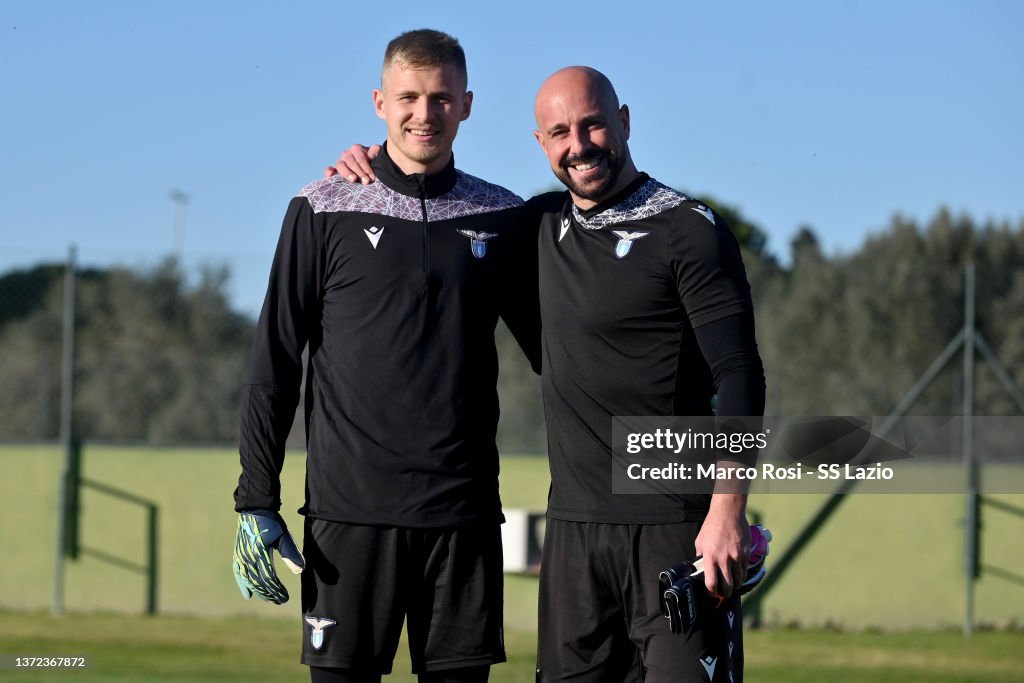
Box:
[147,504,159,615]
[53,245,77,616]
[963,263,979,636]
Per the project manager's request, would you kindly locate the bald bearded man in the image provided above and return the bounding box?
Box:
[529,66,764,683]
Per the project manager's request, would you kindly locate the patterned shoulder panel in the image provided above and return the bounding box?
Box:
[425,171,524,222]
[572,179,690,230]
[297,172,523,222]
[298,176,424,220]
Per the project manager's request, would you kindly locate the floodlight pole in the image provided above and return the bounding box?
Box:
[53,245,77,616]
[169,188,189,260]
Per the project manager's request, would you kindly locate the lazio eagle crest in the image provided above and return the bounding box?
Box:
[457,229,499,259]
[611,230,650,259]
[305,616,337,650]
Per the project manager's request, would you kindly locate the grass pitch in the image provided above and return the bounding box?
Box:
[2,610,1022,683]
[3,446,1024,630]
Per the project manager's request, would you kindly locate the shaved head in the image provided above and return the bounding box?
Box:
[534,66,619,127]
[533,66,638,208]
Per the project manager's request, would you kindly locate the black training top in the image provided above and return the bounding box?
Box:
[532,173,764,524]
[234,145,541,527]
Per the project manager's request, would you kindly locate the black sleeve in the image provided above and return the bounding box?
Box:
[234,196,324,512]
[693,310,766,467]
[496,205,542,374]
[672,205,752,329]
[676,204,764,467]
[692,310,766,418]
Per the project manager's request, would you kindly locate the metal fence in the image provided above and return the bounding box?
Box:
[4,221,1024,630]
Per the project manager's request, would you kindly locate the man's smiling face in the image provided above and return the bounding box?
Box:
[534,68,632,208]
[375,61,472,175]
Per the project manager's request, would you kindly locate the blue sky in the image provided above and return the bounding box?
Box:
[2,1,1022,317]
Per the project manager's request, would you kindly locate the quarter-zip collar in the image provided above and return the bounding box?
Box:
[372,142,458,199]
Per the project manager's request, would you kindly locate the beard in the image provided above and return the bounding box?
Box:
[555,146,625,201]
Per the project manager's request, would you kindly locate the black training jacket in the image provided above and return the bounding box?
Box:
[533,174,764,524]
[234,146,541,527]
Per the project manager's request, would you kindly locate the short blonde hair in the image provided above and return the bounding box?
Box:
[382,29,467,87]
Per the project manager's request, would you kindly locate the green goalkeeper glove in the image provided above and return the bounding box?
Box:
[232,510,305,604]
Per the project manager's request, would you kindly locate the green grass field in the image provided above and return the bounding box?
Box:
[3,445,1024,680]
[4,445,1023,630]
[2,610,1022,683]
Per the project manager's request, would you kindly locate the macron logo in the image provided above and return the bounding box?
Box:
[699,656,717,680]
[364,226,384,249]
[559,217,571,242]
[692,205,715,225]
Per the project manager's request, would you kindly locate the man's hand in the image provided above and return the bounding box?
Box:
[661,523,771,634]
[694,492,751,601]
[232,510,305,605]
[324,143,381,182]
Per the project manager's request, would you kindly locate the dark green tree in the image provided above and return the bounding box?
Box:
[0,259,252,443]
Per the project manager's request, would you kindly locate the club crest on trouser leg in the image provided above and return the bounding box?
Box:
[304,616,336,650]
[457,229,499,259]
[611,230,650,259]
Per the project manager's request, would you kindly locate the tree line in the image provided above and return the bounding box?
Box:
[1,204,1021,451]
[0,261,251,444]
